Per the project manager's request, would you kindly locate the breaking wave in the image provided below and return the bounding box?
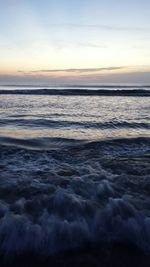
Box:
[0,136,150,265]
[0,88,150,96]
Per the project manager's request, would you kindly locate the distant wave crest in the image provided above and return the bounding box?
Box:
[0,88,150,96]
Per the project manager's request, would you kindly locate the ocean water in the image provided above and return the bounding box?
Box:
[0,85,150,266]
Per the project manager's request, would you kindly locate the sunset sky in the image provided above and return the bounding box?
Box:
[0,0,150,84]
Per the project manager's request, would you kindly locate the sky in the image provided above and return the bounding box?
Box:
[0,0,150,84]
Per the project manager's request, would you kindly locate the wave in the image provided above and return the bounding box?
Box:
[0,136,150,265]
[0,136,86,150]
[0,88,150,96]
[0,135,149,152]
[0,118,150,130]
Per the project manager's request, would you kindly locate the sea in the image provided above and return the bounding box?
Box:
[0,84,150,266]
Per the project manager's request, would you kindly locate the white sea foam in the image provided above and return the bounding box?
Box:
[0,138,150,260]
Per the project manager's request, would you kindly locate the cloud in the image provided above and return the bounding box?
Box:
[78,42,107,48]
[49,23,150,32]
[1,70,150,85]
[132,45,149,50]
[21,67,124,74]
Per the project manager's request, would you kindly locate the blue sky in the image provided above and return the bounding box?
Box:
[0,0,150,84]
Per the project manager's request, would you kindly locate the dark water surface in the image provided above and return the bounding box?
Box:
[0,85,150,266]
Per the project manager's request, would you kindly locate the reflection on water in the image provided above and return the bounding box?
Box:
[0,94,149,140]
